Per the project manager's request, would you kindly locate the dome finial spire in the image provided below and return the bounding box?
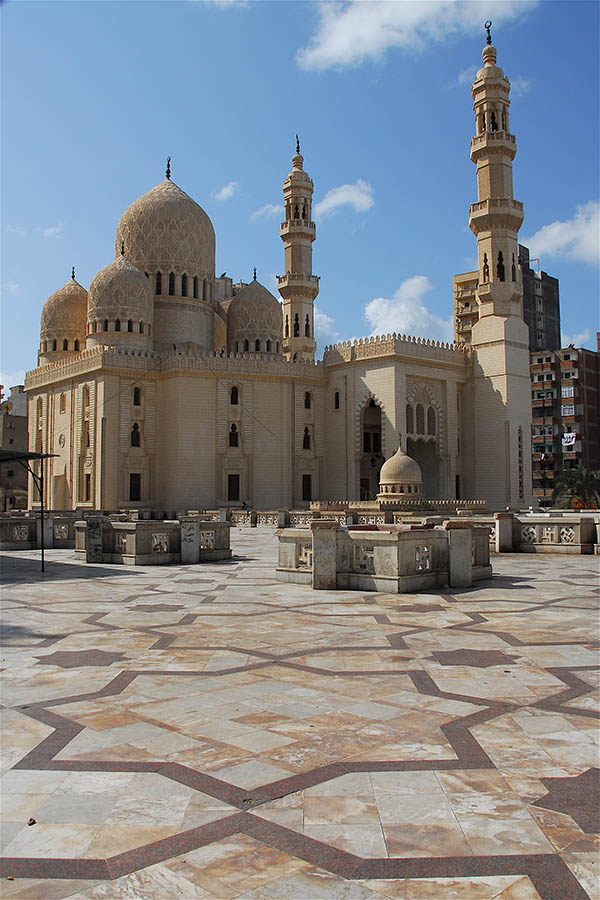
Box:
[253,267,257,281]
[485,20,492,45]
[295,134,300,155]
[71,266,75,280]
[166,156,171,180]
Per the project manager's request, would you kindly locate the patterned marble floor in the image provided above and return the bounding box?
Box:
[0,527,598,900]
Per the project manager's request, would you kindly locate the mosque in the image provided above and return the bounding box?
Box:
[25,32,533,513]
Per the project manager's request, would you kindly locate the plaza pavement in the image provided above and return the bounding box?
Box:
[0,526,598,900]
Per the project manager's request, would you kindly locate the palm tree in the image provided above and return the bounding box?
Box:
[552,467,600,509]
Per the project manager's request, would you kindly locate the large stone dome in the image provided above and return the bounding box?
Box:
[227,278,283,354]
[115,179,215,279]
[40,278,87,359]
[87,255,153,349]
[378,444,423,496]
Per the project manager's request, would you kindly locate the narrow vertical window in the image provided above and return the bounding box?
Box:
[169,272,175,296]
[155,272,162,295]
[255,339,260,351]
[229,424,239,447]
[52,339,58,350]
[62,339,69,350]
[511,254,517,282]
[416,404,424,435]
[303,427,311,450]
[293,314,299,337]
[74,339,80,350]
[427,407,436,436]
[305,314,310,337]
[230,386,238,405]
[202,279,207,301]
[131,423,141,447]
[227,473,240,501]
[103,320,108,332]
[85,473,91,502]
[115,319,121,332]
[129,473,141,501]
[181,273,187,297]
[497,251,505,282]
[128,319,133,332]
[285,316,289,338]
[406,404,414,434]
[193,276,198,298]
[334,391,340,410]
[266,339,272,352]
[140,321,144,334]
[133,387,141,406]
[302,474,311,501]
[304,391,311,409]
[243,339,249,352]
[482,254,490,282]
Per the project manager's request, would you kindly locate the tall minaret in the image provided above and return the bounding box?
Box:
[469,21,524,317]
[278,137,319,361]
[466,23,533,509]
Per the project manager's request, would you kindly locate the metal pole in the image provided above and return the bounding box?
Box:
[40,456,45,573]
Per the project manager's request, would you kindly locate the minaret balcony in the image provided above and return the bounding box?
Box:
[469,198,524,232]
[277,273,320,293]
[470,131,516,161]
[280,220,316,239]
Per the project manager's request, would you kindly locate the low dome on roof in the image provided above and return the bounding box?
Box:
[227,278,282,352]
[115,179,215,278]
[40,278,87,344]
[87,255,153,323]
[379,445,422,487]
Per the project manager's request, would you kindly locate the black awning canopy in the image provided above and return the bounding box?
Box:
[0,450,58,462]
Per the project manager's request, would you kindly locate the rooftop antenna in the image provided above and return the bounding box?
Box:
[485,20,492,45]
[166,156,171,180]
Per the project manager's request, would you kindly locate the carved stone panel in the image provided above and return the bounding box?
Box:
[152,532,169,553]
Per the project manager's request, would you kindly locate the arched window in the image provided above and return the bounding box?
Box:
[181,273,187,297]
[511,254,517,282]
[304,391,311,409]
[293,314,300,337]
[406,404,414,434]
[133,387,141,406]
[128,319,133,332]
[305,314,310,337]
[193,276,198,299]
[131,423,141,447]
[229,423,238,447]
[74,339,80,351]
[168,272,175,296]
[202,279,207,301]
[497,251,505,282]
[52,339,57,350]
[155,272,162,295]
[140,321,144,334]
[59,393,66,414]
[234,341,239,353]
[243,339,249,352]
[230,386,238,405]
[285,315,289,338]
[482,253,490,282]
[416,403,425,435]
[334,391,340,409]
[115,319,121,332]
[63,339,69,350]
[255,339,260,351]
[303,427,311,450]
[103,320,108,332]
[266,339,272,352]
[427,407,436,436]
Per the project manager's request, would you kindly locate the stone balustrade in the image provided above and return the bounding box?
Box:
[74,518,231,565]
[276,521,491,593]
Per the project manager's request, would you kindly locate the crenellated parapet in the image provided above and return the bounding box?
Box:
[323,332,470,366]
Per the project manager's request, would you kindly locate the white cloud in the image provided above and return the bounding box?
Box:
[314,179,374,219]
[215,181,238,202]
[40,222,63,239]
[457,64,477,86]
[5,225,26,237]
[510,75,531,96]
[0,370,26,391]
[561,329,592,350]
[314,305,339,343]
[525,201,600,267]
[297,1,538,71]
[1,281,20,294]
[363,275,453,342]
[251,203,282,221]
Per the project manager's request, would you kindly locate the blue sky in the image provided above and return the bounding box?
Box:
[1,0,598,388]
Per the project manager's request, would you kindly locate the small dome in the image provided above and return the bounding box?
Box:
[227,279,283,353]
[379,445,422,489]
[115,179,215,278]
[40,278,87,348]
[88,255,152,321]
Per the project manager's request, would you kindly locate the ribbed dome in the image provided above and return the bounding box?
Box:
[379,445,422,487]
[115,179,215,278]
[40,279,87,347]
[227,279,283,353]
